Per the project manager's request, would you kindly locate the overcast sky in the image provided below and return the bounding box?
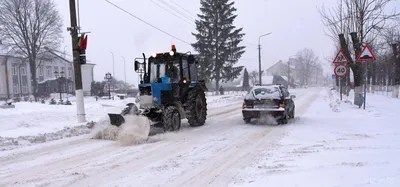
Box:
[55,0,345,84]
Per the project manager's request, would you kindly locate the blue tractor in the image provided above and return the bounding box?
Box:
[108,45,208,132]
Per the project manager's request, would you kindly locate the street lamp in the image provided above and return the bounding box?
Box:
[258,32,272,85]
[121,56,126,92]
[105,72,112,100]
[110,52,115,92]
[54,70,65,103]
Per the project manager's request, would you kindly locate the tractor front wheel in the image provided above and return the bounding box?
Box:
[163,106,181,132]
[184,88,207,127]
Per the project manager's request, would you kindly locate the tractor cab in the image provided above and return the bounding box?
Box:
[134,45,205,108]
[135,45,198,85]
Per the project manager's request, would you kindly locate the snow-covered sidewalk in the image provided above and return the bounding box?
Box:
[231,89,400,187]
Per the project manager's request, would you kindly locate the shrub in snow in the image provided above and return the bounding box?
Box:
[49,98,57,105]
[65,100,72,105]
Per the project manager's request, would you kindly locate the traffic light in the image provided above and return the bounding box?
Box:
[79,49,86,64]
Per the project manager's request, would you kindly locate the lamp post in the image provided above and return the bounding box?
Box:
[110,52,115,92]
[105,72,112,100]
[54,70,65,103]
[258,32,272,85]
[121,56,126,92]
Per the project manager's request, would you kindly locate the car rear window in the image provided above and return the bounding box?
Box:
[253,87,279,95]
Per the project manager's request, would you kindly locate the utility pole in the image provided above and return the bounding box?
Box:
[258,32,272,85]
[288,60,290,89]
[68,0,86,123]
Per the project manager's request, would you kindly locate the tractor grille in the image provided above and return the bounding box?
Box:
[139,86,152,96]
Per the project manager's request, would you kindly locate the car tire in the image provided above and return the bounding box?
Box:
[244,118,251,124]
[289,107,295,119]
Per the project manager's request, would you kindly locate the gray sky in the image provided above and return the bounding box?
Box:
[56,0,340,84]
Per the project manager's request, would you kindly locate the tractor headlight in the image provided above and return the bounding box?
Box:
[153,97,158,102]
[152,53,157,58]
[169,51,174,56]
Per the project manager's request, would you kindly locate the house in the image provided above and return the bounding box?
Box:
[265,60,299,88]
[0,51,95,100]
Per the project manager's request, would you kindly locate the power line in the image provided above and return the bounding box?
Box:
[148,0,194,26]
[105,0,191,45]
[169,0,197,17]
[157,0,195,22]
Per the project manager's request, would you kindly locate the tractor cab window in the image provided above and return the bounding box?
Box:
[182,59,198,81]
[150,63,166,83]
[182,59,190,81]
[150,59,181,83]
[189,62,198,81]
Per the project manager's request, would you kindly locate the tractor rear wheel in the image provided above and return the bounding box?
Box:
[163,106,181,132]
[184,88,207,127]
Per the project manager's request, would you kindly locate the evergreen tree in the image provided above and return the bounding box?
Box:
[242,68,250,90]
[192,0,246,90]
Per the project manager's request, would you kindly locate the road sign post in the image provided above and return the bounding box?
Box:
[334,64,348,101]
[356,44,376,110]
[332,50,350,100]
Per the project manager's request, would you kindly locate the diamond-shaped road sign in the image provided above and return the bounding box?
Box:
[333,50,349,64]
[357,45,376,62]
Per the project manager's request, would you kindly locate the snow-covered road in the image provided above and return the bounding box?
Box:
[0,88,318,187]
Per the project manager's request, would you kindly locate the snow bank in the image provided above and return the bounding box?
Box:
[231,88,400,187]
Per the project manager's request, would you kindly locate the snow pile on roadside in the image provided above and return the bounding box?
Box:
[0,125,91,151]
[231,88,400,187]
[328,89,341,112]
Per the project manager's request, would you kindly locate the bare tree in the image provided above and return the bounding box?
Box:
[318,0,400,101]
[0,0,63,101]
[293,48,319,86]
[249,70,259,86]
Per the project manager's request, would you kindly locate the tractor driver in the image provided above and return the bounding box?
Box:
[167,64,179,82]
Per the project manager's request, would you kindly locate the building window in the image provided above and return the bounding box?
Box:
[61,67,66,74]
[13,85,18,94]
[54,66,59,74]
[20,66,27,75]
[22,76,28,86]
[68,67,73,79]
[46,66,52,77]
[12,64,18,75]
[22,86,28,94]
[39,66,44,76]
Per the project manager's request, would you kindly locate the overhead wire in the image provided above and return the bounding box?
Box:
[148,0,195,26]
[104,0,191,45]
[168,0,198,17]
[157,0,195,22]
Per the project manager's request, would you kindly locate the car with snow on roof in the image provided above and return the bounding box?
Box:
[242,84,296,124]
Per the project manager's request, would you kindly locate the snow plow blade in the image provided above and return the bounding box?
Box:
[108,114,125,127]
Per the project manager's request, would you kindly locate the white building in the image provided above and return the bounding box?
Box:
[0,52,95,100]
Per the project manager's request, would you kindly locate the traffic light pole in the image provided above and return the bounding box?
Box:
[69,0,86,123]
